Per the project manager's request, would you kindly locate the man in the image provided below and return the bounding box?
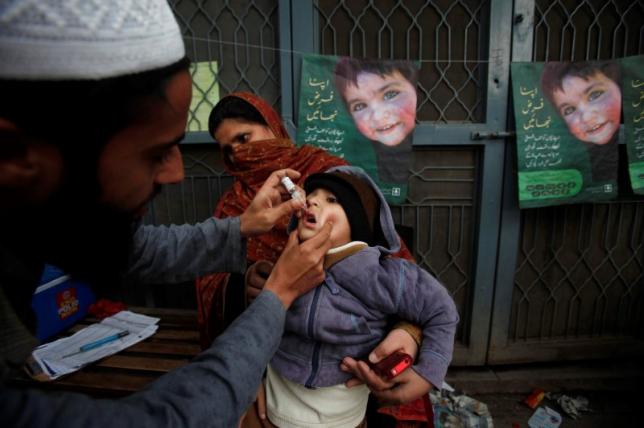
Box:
[0,1,332,426]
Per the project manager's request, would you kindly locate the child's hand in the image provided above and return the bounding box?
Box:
[238,383,269,428]
[255,383,267,422]
[245,260,274,304]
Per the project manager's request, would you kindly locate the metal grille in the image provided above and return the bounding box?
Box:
[148,0,282,224]
[144,146,231,225]
[170,0,282,131]
[314,0,489,123]
[513,202,644,340]
[391,148,477,342]
[144,147,479,343]
[533,0,644,61]
[508,0,644,345]
[313,0,487,344]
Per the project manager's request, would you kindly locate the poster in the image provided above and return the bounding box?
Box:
[187,61,219,132]
[621,55,644,194]
[297,54,418,204]
[511,61,620,208]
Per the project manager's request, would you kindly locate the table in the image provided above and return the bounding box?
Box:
[9,307,201,398]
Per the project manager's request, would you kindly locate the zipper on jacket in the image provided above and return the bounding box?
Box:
[304,285,323,387]
[305,342,321,388]
[307,285,322,337]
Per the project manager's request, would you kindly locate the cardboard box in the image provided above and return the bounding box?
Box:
[31,265,96,342]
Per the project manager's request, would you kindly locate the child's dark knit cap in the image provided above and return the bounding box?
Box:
[304,172,380,245]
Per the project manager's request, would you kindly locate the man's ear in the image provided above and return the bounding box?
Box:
[0,118,37,186]
[0,118,63,202]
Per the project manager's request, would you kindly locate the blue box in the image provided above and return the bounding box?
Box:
[31,265,96,342]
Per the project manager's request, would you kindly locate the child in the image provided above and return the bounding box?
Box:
[541,61,621,182]
[261,165,459,428]
[334,58,418,183]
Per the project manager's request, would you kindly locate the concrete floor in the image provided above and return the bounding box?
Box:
[477,390,638,427]
[442,359,644,427]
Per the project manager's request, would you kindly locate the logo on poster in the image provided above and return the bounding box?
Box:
[526,182,576,197]
[392,187,401,196]
[603,184,613,192]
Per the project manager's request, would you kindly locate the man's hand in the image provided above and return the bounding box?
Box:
[340,328,431,405]
[239,168,306,237]
[245,260,273,303]
[263,223,333,309]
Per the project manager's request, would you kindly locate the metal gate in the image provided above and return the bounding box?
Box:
[150,0,644,365]
[489,0,644,363]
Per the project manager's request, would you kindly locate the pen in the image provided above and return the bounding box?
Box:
[62,330,129,358]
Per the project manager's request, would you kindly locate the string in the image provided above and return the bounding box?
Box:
[181,35,492,64]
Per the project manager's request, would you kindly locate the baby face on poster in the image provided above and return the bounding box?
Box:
[550,70,621,145]
[341,70,417,147]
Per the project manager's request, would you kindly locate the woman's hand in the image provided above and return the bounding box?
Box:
[340,327,432,405]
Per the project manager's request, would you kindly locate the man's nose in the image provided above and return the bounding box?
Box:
[155,146,184,185]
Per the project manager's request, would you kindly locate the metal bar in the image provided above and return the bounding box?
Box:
[413,124,504,146]
[278,0,296,136]
[462,0,514,365]
[290,0,316,129]
[470,131,516,140]
[487,0,535,360]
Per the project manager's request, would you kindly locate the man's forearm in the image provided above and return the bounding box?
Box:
[1,291,285,428]
[127,217,247,283]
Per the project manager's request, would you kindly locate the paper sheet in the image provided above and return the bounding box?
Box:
[31,310,159,380]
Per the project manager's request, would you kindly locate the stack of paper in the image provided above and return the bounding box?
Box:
[31,310,159,380]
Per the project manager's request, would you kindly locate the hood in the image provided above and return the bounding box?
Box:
[288,165,400,255]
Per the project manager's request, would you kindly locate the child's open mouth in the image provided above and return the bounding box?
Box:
[303,210,317,228]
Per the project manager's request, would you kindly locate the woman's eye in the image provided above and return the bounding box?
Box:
[234,133,251,143]
[383,90,399,101]
[588,90,604,102]
[562,106,575,116]
[327,196,337,203]
[351,102,367,112]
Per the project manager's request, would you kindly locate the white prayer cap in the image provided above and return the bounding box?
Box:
[0,0,186,80]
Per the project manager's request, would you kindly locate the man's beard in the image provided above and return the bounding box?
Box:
[38,194,131,288]
[38,165,161,287]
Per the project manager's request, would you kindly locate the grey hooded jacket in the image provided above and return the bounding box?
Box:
[272,166,459,390]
